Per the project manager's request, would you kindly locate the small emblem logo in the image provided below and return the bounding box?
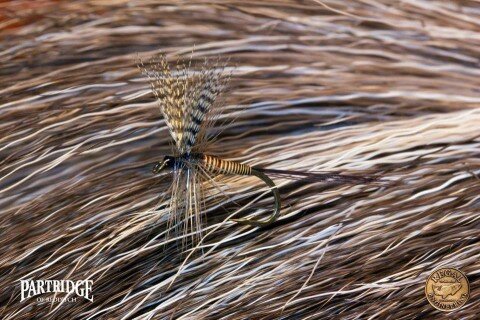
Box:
[425,267,469,312]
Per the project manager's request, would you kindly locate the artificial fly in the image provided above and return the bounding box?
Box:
[138,53,376,239]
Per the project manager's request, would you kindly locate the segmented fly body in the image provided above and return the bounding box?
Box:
[139,53,376,242]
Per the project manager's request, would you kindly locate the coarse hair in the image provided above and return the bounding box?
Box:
[1,1,479,319]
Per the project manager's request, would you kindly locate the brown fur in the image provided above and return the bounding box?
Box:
[1,1,479,319]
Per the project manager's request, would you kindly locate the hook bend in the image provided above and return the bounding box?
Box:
[232,169,281,227]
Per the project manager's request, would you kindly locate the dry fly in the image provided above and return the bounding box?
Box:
[138,53,376,243]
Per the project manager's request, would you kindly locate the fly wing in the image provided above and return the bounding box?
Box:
[138,54,192,152]
[182,60,228,153]
[138,54,228,154]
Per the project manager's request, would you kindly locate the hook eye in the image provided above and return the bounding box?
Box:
[152,159,169,174]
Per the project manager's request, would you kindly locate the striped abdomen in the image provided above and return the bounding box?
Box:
[202,154,252,176]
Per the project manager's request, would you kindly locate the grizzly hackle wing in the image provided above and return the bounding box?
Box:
[138,54,229,155]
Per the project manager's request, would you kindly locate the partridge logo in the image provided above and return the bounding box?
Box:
[425,267,469,312]
[20,279,93,302]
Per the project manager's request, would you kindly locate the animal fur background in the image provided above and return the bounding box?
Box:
[1,0,479,319]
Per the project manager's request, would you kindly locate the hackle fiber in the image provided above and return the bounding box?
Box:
[1,1,479,319]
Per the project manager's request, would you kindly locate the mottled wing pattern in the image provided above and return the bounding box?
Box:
[138,54,191,152]
[182,61,228,153]
[138,54,228,154]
